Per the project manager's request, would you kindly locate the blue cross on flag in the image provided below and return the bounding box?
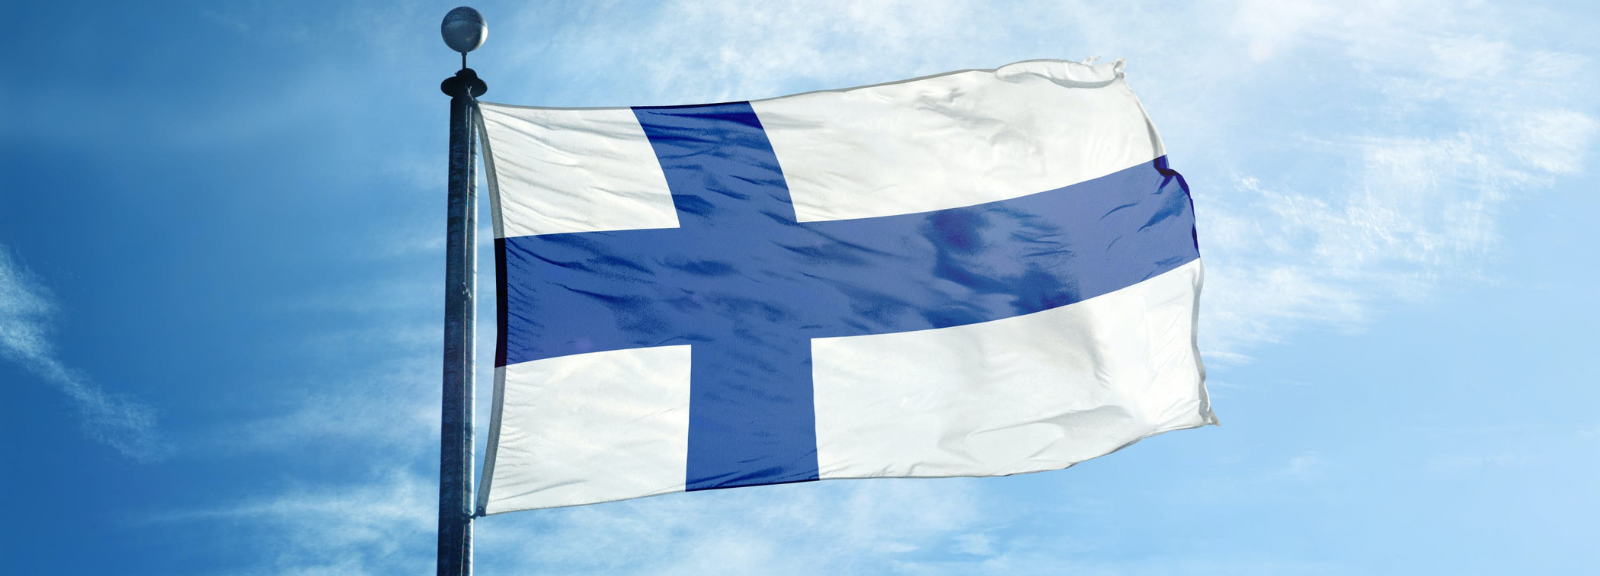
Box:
[473,59,1215,513]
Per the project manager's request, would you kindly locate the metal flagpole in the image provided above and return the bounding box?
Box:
[438,7,487,576]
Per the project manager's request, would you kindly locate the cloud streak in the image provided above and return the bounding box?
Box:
[1195,0,1598,361]
[155,469,437,576]
[0,246,168,460]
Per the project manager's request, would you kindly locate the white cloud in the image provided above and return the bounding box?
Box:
[1198,111,1595,358]
[476,477,993,576]
[1274,452,1330,480]
[163,467,998,576]
[202,278,454,456]
[156,470,436,576]
[952,532,997,556]
[499,0,1044,105]
[1231,0,1337,62]
[201,356,439,454]
[1426,453,1522,471]
[1181,1,1595,361]
[0,246,167,461]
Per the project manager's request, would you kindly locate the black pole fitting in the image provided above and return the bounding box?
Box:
[441,68,489,99]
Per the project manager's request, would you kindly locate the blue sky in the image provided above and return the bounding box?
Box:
[3,0,1598,574]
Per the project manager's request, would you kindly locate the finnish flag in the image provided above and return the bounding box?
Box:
[474,59,1214,514]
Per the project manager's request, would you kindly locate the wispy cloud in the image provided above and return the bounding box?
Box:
[1199,85,1596,362]
[481,478,990,575]
[1273,452,1330,480]
[1173,0,1597,362]
[200,358,438,454]
[201,274,447,455]
[1427,453,1522,471]
[155,469,436,576]
[171,467,1001,576]
[0,246,168,460]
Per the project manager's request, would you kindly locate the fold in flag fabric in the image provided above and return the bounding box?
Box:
[473,59,1215,514]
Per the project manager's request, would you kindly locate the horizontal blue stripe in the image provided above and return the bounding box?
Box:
[496,101,1198,491]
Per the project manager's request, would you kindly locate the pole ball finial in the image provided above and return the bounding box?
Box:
[442,7,487,54]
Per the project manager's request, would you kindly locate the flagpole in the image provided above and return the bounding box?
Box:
[438,7,487,576]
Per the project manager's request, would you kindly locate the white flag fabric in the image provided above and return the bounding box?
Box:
[474,59,1214,514]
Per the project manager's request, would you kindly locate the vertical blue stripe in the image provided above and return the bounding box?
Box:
[632,103,821,491]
